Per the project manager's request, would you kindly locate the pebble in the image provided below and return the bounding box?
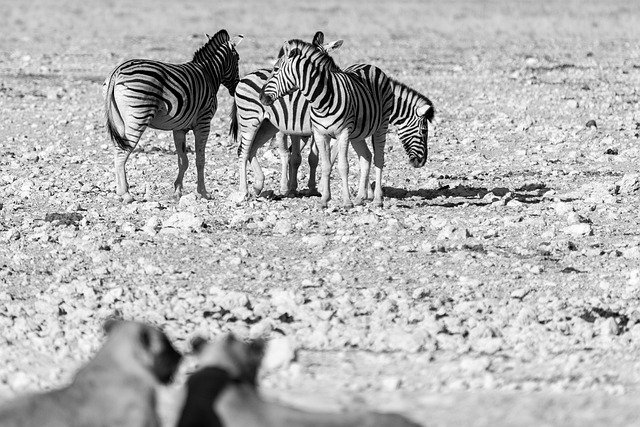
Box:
[617,173,640,194]
[162,211,203,230]
[262,336,297,370]
[566,99,579,109]
[563,223,593,237]
[600,317,619,337]
[437,225,471,240]
[273,219,293,235]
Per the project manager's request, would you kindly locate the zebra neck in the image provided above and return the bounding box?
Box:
[390,81,429,126]
[299,68,337,113]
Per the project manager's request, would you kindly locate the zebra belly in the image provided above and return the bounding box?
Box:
[149,109,199,131]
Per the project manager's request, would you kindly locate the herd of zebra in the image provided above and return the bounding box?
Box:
[104,29,434,208]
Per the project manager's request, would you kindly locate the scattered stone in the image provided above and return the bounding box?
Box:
[566,99,579,109]
[515,307,538,327]
[228,191,247,204]
[617,173,640,194]
[459,276,483,288]
[511,288,530,300]
[585,120,597,129]
[381,376,402,391]
[262,335,297,370]
[273,219,293,235]
[302,234,326,248]
[178,193,198,208]
[162,211,203,230]
[437,225,471,240]
[600,317,619,337]
[566,212,589,225]
[563,223,592,237]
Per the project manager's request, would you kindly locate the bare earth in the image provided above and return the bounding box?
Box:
[1,1,640,426]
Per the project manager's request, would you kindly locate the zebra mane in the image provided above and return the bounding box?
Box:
[389,77,435,120]
[286,39,340,72]
[192,29,230,63]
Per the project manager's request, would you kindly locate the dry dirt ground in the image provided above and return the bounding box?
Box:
[1,0,640,426]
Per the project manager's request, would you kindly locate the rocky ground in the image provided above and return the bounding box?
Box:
[1,0,640,426]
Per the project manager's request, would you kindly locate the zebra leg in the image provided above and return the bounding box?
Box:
[371,129,388,208]
[274,132,290,195]
[193,122,211,199]
[172,129,189,200]
[304,136,321,197]
[336,130,353,209]
[114,149,135,204]
[249,120,279,196]
[288,135,303,197]
[313,130,332,209]
[350,139,372,206]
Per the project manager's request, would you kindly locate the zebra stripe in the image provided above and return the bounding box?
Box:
[104,29,242,203]
[231,32,340,199]
[232,68,316,197]
[231,66,435,198]
[346,64,434,168]
[260,39,394,208]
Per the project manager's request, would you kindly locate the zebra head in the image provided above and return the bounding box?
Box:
[259,37,343,107]
[402,103,433,168]
[221,34,243,96]
[198,30,243,96]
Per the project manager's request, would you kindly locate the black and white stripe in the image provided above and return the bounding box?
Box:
[231,32,340,198]
[260,39,394,208]
[104,29,242,203]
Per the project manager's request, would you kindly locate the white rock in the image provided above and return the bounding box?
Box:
[262,336,297,370]
[617,173,640,194]
[600,317,619,336]
[162,211,203,230]
[273,219,293,235]
[228,191,248,204]
[178,193,198,208]
[563,223,592,237]
[381,376,402,391]
[437,225,471,240]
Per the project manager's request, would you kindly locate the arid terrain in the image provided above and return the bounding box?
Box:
[1,0,640,426]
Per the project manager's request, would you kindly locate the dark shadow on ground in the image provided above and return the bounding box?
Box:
[384,183,552,208]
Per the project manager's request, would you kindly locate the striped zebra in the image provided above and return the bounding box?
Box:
[260,39,394,208]
[231,32,342,199]
[233,64,434,200]
[104,29,243,203]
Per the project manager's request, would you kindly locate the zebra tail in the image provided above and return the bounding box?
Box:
[104,73,131,152]
[229,100,238,142]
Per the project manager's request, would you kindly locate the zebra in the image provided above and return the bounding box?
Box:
[341,64,434,198]
[104,29,243,203]
[232,62,434,200]
[231,32,342,199]
[260,39,394,209]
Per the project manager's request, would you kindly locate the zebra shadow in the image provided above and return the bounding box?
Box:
[383,183,552,208]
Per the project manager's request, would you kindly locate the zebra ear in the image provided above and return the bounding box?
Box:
[322,39,343,53]
[230,34,244,47]
[312,31,325,47]
[205,33,211,40]
[416,104,432,117]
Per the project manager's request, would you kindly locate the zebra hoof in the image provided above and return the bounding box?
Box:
[314,201,329,210]
[343,201,354,210]
[372,199,384,208]
[354,197,365,206]
[305,188,321,197]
